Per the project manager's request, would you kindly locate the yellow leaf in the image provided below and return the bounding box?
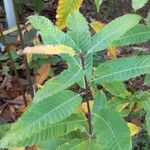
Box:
[3,26,18,35]
[107,45,118,59]
[80,101,93,114]
[127,122,141,136]
[56,0,83,29]
[26,37,41,63]
[116,103,129,112]
[90,21,105,32]
[26,25,33,32]
[33,36,41,46]
[23,44,76,56]
[37,84,44,89]
[10,148,24,150]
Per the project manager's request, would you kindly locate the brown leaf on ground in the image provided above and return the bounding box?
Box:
[36,63,51,85]
[26,145,38,150]
[0,94,32,122]
[15,94,32,115]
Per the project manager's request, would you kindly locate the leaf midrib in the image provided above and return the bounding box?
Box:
[93,64,150,82]
[86,20,138,55]
[18,94,81,134]
[93,112,123,150]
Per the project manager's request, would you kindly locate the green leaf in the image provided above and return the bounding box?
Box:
[38,139,65,150]
[32,0,43,13]
[131,91,150,101]
[113,24,150,46]
[57,139,83,150]
[28,15,77,49]
[132,0,149,10]
[18,113,85,147]
[143,100,150,136]
[94,0,103,12]
[147,11,150,28]
[101,81,127,96]
[67,10,91,54]
[57,140,101,150]
[144,74,150,85]
[0,91,82,148]
[93,90,107,113]
[16,113,85,147]
[108,97,129,112]
[33,55,84,102]
[93,55,150,83]
[0,124,10,140]
[108,91,149,112]
[88,14,141,55]
[93,109,131,150]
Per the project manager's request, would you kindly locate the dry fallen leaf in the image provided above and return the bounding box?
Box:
[36,63,51,85]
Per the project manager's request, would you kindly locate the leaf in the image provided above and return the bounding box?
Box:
[57,139,83,150]
[92,90,107,113]
[10,148,24,150]
[90,21,105,32]
[93,109,131,150]
[132,0,149,10]
[143,100,150,136]
[23,45,76,57]
[57,140,101,150]
[32,0,43,13]
[144,74,150,85]
[101,81,127,96]
[0,124,11,139]
[36,63,51,85]
[33,55,84,102]
[90,21,118,59]
[56,0,83,29]
[93,55,150,84]
[0,91,82,148]
[28,15,77,49]
[147,12,150,28]
[127,122,141,136]
[67,10,91,54]
[27,113,85,146]
[108,91,150,112]
[94,0,103,12]
[87,14,141,55]
[38,139,65,150]
[3,26,18,35]
[108,97,129,112]
[113,24,150,46]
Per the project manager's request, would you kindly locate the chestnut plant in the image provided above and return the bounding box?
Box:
[1,9,150,150]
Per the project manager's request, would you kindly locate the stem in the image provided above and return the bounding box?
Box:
[12,0,34,98]
[80,54,93,138]
[96,10,100,21]
[0,29,27,106]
